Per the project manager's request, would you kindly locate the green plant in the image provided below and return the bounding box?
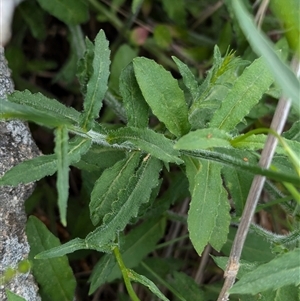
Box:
[1,1,300,300]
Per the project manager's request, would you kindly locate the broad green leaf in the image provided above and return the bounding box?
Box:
[133,57,190,137]
[210,56,274,130]
[80,30,110,130]
[182,148,300,185]
[36,0,88,25]
[0,98,74,128]
[128,269,170,301]
[85,156,162,250]
[282,120,300,142]
[230,248,300,294]
[172,56,199,101]
[89,217,166,293]
[89,152,141,225]
[185,157,230,255]
[54,126,69,226]
[174,128,232,150]
[26,216,76,301]
[161,0,186,27]
[119,62,149,128]
[6,291,26,301]
[232,0,300,114]
[0,137,91,186]
[107,127,183,164]
[169,272,205,301]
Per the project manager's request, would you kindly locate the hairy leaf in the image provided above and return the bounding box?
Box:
[185,157,230,255]
[174,128,232,150]
[230,248,300,294]
[0,137,91,186]
[86,156,162,251]
[107,126,183,164]
[36,0,88,25]
[119,62,149,128]
[8,90,80,124]
[80,30,110,130]
[26,216,76,300]
[133,57,190,137]
[89,152,141,226]
[210,56,274,130]
[54,126,69,226]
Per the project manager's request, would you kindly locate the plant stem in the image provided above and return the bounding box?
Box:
[113,246,140,301]
[217,56,300,301]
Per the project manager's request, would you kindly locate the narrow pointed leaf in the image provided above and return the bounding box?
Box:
[128,269,170,301]
[35,237,87,259]
[85,156,162,252]
[26,216,76,300]
[230,248,300,294]
[90,152,141,225]
[174,128,232,150]
[119,63,149,128]
[0,98,73,128]
[172,56,199,101]
[0,136,91,186]
[54,126,69,226]
[8,90,80,124]
[185,157,230,255]
[133,57,190,137]
[107,127,183,164]
[182,148,300,185]
[210,56,274,131]
[81,30,110,130]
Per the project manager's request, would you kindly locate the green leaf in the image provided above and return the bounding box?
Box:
[35,237,87,259]
[89,217,166,293]
[119,62,149,128]
[107,126,183,164]
[282,120,300,142]
[26,216,76,300]
[169,272,205,301]
[0,137,91,186]
[36,0,88,25]
[161,0,186,27]
[80,30,111,130]
[182,148,300,185]
[86,155,163,251]
[128,269,170,301]
[185,157,230,255]
[133,57,190,137]
[54,126,69,227]
[230,248,300,294]
[6,290,26,301]
[172,56,199,101]
[0,154,57,186]
[232,0,300,115]
[0,98,74,128]
[222,167,252,216]
[174,128,232,150]
[210,56,274,130]
[89,152,141,226]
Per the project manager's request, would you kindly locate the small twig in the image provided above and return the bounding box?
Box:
[217,56,300,301]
